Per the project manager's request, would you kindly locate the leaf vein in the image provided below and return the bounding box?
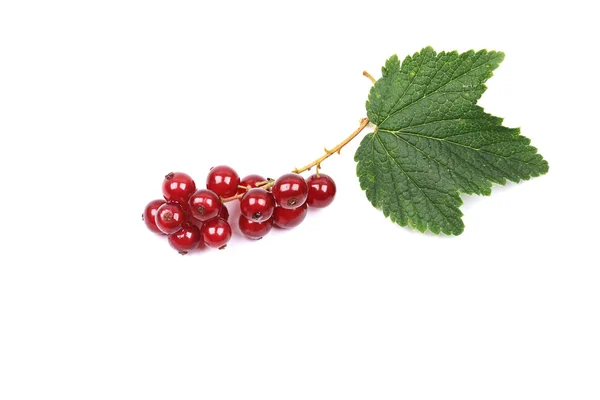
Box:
[381,53,426,125]
[375,133,454,231]
[390,133,493,191]
[389,130,543,168]
[380,57,491,128]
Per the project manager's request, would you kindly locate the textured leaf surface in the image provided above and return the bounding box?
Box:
[355,47,548,235]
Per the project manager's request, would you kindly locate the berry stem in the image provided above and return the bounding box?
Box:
[221,179,275,203]
[292,117,370,174]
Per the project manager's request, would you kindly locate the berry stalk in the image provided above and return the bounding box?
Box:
[292,117,370,175]
[221,179,275,203]
[292,71,376,175]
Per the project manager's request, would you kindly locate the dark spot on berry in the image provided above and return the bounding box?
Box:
[218,244,227,250]
[287,198,297,206]
[196,206,205,215]
[165,172,175,180]
[179,251,188,256]
[252,212,262,220]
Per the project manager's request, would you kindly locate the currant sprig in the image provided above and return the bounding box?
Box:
[143,47,549,248]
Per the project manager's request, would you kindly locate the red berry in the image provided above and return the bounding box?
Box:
[189,217,204,231]
[168,224,201,255]
[155,203,186,234]
[206,165,240,198]
[273,203,308,229]
[189,189,221,222]
[272,173,308,209]
[162,172,196,204]
[239,215,273,239]
[240,188,275,222]
[306,173,336,208]
[236,174,266,198]
[178,201,194,222]
[218,203,230,222]
[182,202,203,229]
[143,199,166,234]
[200,218,232,249]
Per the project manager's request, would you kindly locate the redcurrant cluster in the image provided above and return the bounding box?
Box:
[142,166,336,255]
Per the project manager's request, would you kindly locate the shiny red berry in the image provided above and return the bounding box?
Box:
[236,174,266,198]
[206,165,240,198]
[218,203,230,222]
[273,203,308,229]
[239,215,273,239]
[177,201,194,222]
[162,172,196,204]
[240,188,275,222]
[189,217,204,231]
[272,173,308,209]
[168,224,201,255]
[200,218,232,249]
[189,189,221,222]
[306,173,336,208]
[155,203,186,234]
[143,199,166,234]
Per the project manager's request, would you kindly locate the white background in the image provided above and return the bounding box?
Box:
[1,1,598,399]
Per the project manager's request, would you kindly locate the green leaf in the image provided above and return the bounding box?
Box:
[355,47,548,235]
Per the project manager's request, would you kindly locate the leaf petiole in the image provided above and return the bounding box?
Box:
[362,70,376,84]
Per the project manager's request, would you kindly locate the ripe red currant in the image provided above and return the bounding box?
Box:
[218,203,229,221]
[189,189,221,222]
[155,202,186,234]
[306,173,336,208]
[177,201,194,222]
[162,172,196,204]
[272,173,308,209]
[200,218,232,249]
[189,217,204,231]
[238,215,273,240]
[206,165,240,198]
[236,174,266,198]
[168,224,201,255]
[273,203,308,229]
[240,188,275,222]
[143,199,166,234]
